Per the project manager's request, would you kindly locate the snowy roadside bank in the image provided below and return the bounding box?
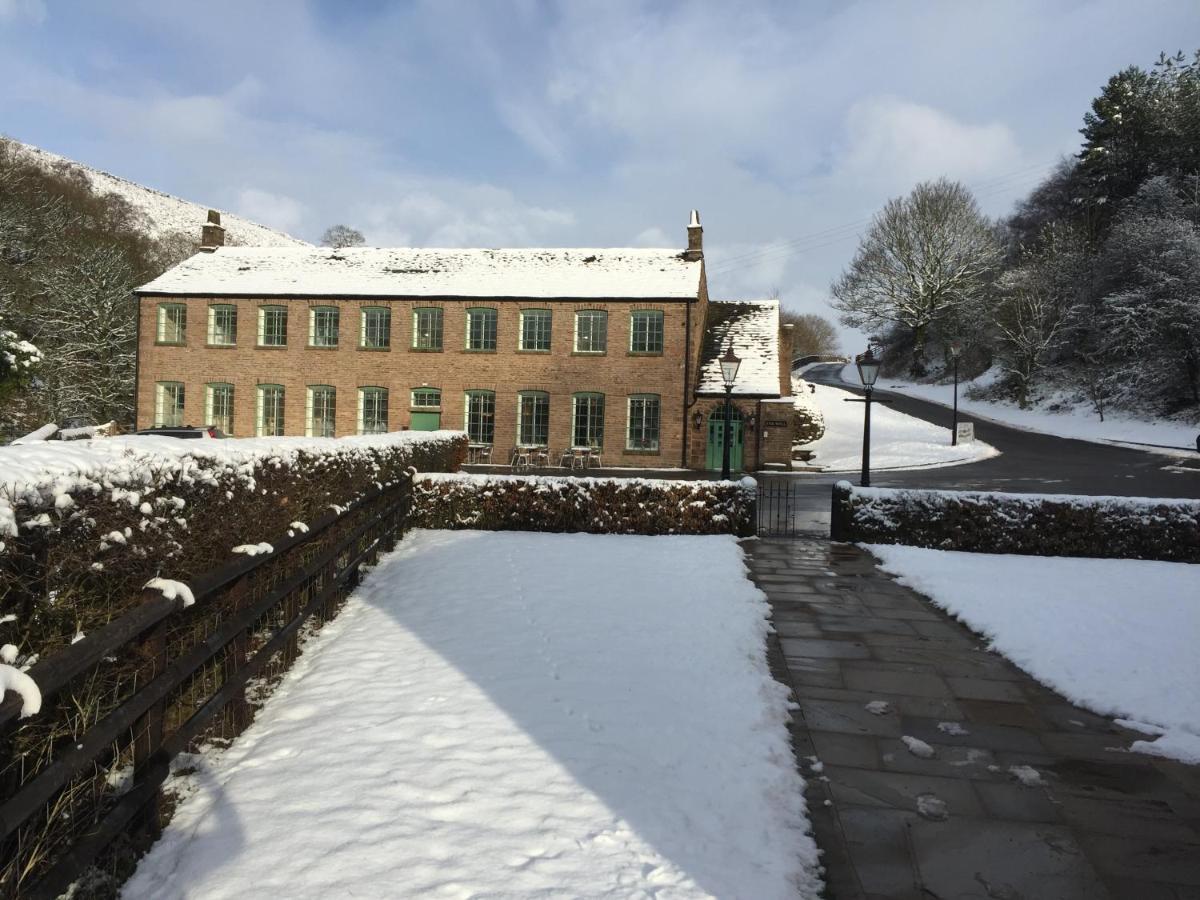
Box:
[837,363,1200,452]
[867,544,1200,764]
[804,381,998,472]
[124,530,822,899]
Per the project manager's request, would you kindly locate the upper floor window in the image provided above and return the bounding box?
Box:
[630,310,664,354]
[627,394,661,451]
[411,388,441,408]
[517,391,550,447]
[413,307,444,350]
[307,385,337,437]
[258,306,288,347]
[256,384,285,436]
[155,381,184,426]
[360,307,391,349]
[309,306,339,348]
[464,390,496,444]
[156,304,186,344]
[466,307,498,351]
[519,309,552,351]
[207,305,237,346]
[572,392,605,448]
[358,387,389,435]
[206,383,234,434]
[574,310,607,353]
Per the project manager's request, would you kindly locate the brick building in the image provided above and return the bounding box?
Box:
[134,211,793,471]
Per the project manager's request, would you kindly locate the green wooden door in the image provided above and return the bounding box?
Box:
[706,410,744,472]
[410,411,441,431]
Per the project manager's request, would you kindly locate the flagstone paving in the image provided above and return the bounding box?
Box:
[746,537,1200,900]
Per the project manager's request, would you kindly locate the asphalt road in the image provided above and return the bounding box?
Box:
[798,364,1200,499]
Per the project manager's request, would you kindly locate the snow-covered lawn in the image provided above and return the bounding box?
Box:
[840,363,1200,452]
[125,530,820,899]
[803,381,998,472]
[867,544,1200,765]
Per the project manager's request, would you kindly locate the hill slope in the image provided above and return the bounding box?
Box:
[3,137,309,248]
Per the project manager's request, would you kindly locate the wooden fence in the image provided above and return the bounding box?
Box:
[0,475,414,899]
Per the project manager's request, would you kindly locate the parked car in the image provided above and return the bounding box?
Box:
[133,425,228,439]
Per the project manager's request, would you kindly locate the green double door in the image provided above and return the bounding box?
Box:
[706,410,744,472]
[410,412,441,431]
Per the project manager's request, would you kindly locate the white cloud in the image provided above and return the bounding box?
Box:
[235,188,307,235]
[837,97,1023,190]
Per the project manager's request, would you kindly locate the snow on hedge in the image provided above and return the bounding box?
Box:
[868,544,1200,764]
[834,481,1200,562]
[125,530,821,898]
[413,471,757,535]
[0,431,464,542]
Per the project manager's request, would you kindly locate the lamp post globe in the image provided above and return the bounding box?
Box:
[719,345,741,481]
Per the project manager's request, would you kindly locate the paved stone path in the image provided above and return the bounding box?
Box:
[746,537,1200,900]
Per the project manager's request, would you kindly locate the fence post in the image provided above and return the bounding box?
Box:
[130,608,169,844]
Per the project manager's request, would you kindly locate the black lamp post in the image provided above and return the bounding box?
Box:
[855,348,881,486]
[719,344,741,480]
[949,340,963,446]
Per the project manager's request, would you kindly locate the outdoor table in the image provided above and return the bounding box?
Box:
[467,443,489,464]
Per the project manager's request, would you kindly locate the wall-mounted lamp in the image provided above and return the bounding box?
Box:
[691,411,704,430]
[746,414,757,432]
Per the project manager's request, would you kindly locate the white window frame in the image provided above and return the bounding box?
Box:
[358,387,389,435]
[256,384,285,436]
[155,381,185,427]
[309,306,340,348]
[464,390,496,444]
[156,304,186,344]
[571,392,605,448]
[517,391,550,447]
[306,385,337,437]
[574,310,607,353]
[205,383,234,434]
[412,307,444,350]
[519,308,552,351]
[410,388,441,409]
[207,304,237,346]
[258,306,288,347]
[626,394,661,451]
[360,306,391,349]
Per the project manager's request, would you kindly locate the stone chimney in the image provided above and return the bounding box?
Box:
[200,209,225,251]
[685,209,703,261]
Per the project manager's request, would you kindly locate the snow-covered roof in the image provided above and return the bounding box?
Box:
[5,138,308,248]
[137,246,703,299]
[698,300,783,396]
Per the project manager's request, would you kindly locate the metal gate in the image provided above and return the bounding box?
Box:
[756,480,827,537]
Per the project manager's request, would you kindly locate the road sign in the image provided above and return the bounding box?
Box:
[956,422,975,443]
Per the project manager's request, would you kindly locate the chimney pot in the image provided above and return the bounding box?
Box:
[685,209,703,261]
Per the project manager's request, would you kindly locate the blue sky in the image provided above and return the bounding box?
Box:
[2,0,1197,345]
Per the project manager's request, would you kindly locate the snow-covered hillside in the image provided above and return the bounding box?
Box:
[4,138,308,248]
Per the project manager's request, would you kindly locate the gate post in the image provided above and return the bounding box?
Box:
[830,481,854,542]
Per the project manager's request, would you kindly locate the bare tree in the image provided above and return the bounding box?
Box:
[831,178,1001,376]
[320,224,366,249]
[780,310,840,358]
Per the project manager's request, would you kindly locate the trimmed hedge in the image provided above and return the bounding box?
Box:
[0,432,466,662]
[830,480,1200,562]
[412,473,757,536]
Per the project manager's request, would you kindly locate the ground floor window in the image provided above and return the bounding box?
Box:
[517,391,550,446]
[411,388,441,408]
[257,385,285,436]
[155,381,184,427]
[205,383,234,434]
[358,387,389,434]
[465,390,495,444]
[627,394,660,450]
[572,393,604,448]
[307,385,337,437]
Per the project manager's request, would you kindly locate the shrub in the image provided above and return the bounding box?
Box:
[412,473,757,536]
[830,481,1200,562]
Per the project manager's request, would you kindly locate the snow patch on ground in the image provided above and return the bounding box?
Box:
[125,530,821,899]
[864,700,891,715]
[805,381,998,472]
[901,735,935,759]
[867,544,1200,764]
[844,364,1200,452]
